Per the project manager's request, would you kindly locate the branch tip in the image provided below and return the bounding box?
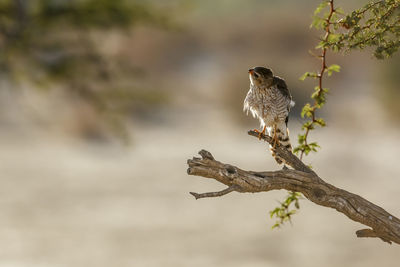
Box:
[199,150,214,160]
[189,192,201,200]
[356,228,392,244]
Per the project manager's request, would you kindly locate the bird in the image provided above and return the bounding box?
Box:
[243,66,294,164]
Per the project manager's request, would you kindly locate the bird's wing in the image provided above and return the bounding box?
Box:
[273,76,293,126]
[273,76,291,100]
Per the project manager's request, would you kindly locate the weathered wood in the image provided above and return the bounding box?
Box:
[186,131,400,245]
[247,130,315,174]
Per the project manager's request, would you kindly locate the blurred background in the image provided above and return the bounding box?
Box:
[0,0,399,266]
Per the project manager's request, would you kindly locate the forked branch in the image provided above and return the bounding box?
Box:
[187,131,400,245]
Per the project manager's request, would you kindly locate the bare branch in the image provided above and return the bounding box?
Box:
[187,149,400,245]
[356,229,392,244]
[189,185,240,200]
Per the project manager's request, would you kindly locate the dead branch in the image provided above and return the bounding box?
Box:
[186,130,400,245]
[190,185,240,200]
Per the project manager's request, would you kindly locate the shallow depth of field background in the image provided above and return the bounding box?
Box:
[0,0,399,266]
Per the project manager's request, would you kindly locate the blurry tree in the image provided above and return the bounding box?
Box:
[0,0,171,140]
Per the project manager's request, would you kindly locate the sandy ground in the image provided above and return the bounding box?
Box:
[0,111,399,267]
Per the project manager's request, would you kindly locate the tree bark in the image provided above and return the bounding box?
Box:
[186,130,400,245]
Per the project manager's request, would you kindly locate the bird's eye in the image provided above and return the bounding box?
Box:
[253,73,259,79]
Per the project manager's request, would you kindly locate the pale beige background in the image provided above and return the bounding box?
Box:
[0,0,399,266]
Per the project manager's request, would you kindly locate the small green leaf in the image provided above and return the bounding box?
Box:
[327,64,341,76]
[272,223,280,229]
[315,118,326,127]
[311,16,327,29]
[316,40,327,49]
[302,121,314,130]
[327,33,341,43]
[314,1,329,15]
[299,72,318,81]
[270,207,280,218]
[287,210,297,216]
[301,103,313,118]
[297,134,305,144]
[299,72,309,81]
[309,142,320,152]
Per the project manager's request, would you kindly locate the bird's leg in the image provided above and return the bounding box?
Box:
[272,124,280,149]
[253,126,266,140]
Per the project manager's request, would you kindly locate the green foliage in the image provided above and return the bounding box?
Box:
[300,103,313,118]
[295,0,400,160]
[327,64,340,76]
[279,1,338,228]
[334,0,400,59]
[270,192,302,229]
[314,118,326,127]
[272,0,400,230]
[293,0,338,161]
[299,71,318,81]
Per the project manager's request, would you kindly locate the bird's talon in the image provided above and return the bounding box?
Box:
[253,129,262,140]
[256,126,267,140]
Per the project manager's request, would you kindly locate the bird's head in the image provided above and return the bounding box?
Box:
[248,67,274,87]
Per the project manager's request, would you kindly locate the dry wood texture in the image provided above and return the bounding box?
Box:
[186,130,400,245]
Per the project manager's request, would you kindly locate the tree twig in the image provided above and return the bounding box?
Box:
[190,185,240,200]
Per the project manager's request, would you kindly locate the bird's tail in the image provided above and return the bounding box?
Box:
[270,122,292,165]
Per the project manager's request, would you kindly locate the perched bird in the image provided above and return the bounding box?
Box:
[243,67,294,164]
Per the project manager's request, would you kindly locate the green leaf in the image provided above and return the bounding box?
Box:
[327,33,341,43]
[299,72,318,81]
[301,103,313,118]
[311,16,327,29]
[287,210,297,216]
[270,207,280,216]
[309,142,320,152]
[327,64,341,76]
[271,223,280,229]
[302,121,314,130]
[314,1,329,15]
[311,90,321,101]
[316,40,327,49]
[297,134,305,144]
[299,72,309,81]
[314,118,326,126]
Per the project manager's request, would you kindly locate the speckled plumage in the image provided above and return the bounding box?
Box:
[243,67,293,164]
